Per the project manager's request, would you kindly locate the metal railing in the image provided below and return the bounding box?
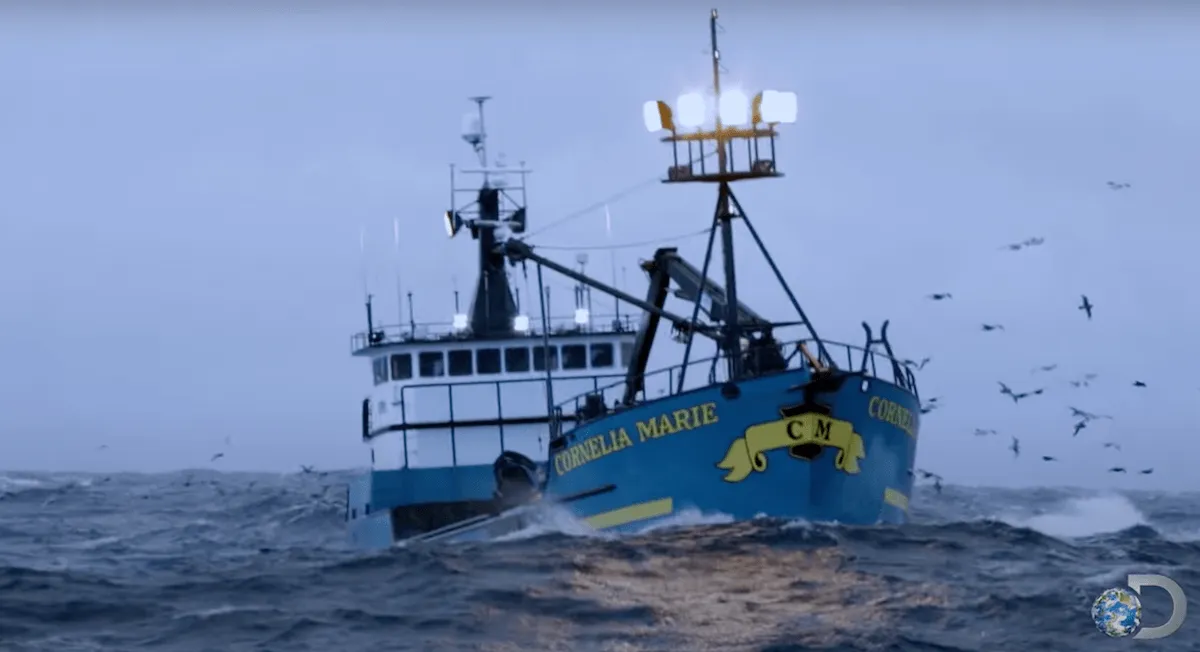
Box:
[351,312,638,353]
[554,336,920,420]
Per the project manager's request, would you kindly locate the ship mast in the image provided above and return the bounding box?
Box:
[642,8,833,380]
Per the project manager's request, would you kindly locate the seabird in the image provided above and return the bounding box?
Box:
[1108,467,1126,473]
[903,357,932,370]
[210,452,225,462]
[1032,364,1058,373]
[974,428,998,436]
[1069,407,1112,421]
[1072,420,1087,437]
[1139,468,1153,475]
[1133,380,1147,387]
[300,465,315,474]
[998,381,1014,397]
[1078,295,1093,320]
[1042,455,1056,462]
[981,323,1005,332]
[1010,436,1020,458]
[1106,181,1131,190]
[1012,388,1044,403]
[926,293,953,301]
[1103,442,1121,451]
[1001,242,1024,252]
[1022,237,1045,247]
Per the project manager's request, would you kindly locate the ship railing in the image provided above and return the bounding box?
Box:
[378,372,628,467]
[554,337,919,424]
[351,312,637,352]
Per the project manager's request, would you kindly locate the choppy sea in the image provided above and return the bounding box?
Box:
[1,471,1198,652]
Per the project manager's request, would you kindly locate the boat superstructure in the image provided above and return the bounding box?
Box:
[346,98,639,548]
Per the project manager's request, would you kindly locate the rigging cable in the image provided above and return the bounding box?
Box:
[528,228,710,251]
[522,149,718,240]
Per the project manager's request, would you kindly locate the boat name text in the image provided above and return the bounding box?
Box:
[553,402,720,476]
[867,397,917,438]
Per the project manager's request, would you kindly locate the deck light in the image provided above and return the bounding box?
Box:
[642,100,675,133]
[452,313,468,330]
[513,314,530,332]
[444,210,463,238]
[676,93,706,128]
[718,89,749,126]
[759,90,798,124]
[574,308,590,326]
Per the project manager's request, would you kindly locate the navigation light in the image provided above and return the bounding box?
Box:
[452,313,468,330]
[574,308,590,326]
[513,314,530,332]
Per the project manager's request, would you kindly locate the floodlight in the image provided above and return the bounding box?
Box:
[718,89,749,126]
[452,313,468,330]
[444,210,463,238]
[513,314,530,332]
[676,93,706,128]
[574,308,590,326]
[642,100,675,132]
[760,90,798,124]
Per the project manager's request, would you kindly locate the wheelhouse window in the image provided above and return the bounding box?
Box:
[533,345,559,371]
[590,343,614,368]
[620,341,634,367]
[418,351,445,377]
[562,344,587,370]
[448,349,473,377]
[476,348,501,375]
[372,357,388,385]
[390,353,412,380]
[505,346,530,373]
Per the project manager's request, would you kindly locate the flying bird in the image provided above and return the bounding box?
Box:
[1133,380,1147,388]
[1069,407,1112,421]
[1000,242,1024,252]
[1103,442,1121,451]
[916,469,943,494]
[1078,295,1093,320]
[1106,181,1131,190]
[926,293,953,301]
[1072,420,1087,437]
[1108,467,1126,473]
[300,465,315,474]
[998,382,1014,397]
[920,403,938,415]
[1042,455,1056,462]
[903,357,932,370]
[1012,388,1045,403]
[981,323,1005,332]
[1031,364,1058,373]
[1139,468,1153,475]
[974,428,998,437]
[1022,237,1045,247]
[1009,436,1020,458]
[210,452,225,462]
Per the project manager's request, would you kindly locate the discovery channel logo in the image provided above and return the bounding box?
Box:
[1091,574,1188,639]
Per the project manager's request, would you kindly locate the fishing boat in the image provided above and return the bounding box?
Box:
[346,10,922,549]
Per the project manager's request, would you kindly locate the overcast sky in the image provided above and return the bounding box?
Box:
[1,2,1197,490]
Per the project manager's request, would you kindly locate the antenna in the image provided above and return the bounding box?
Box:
[359,225,374,338]
[605,204,620,326]
[463,95,491,181]
[393,218,404,335]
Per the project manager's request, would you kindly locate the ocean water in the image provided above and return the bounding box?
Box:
[1,472,1197,652]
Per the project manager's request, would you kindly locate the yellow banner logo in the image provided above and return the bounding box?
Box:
[716,412,865,482]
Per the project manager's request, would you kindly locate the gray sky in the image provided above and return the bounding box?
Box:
[2,3,1197,489]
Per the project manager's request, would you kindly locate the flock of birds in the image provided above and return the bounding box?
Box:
[911,182,1155,494]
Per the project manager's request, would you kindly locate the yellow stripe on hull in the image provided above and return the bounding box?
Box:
[883,488,909,512]
[584,497,674,529]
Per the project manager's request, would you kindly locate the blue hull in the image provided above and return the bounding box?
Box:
[543,369,919,531]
